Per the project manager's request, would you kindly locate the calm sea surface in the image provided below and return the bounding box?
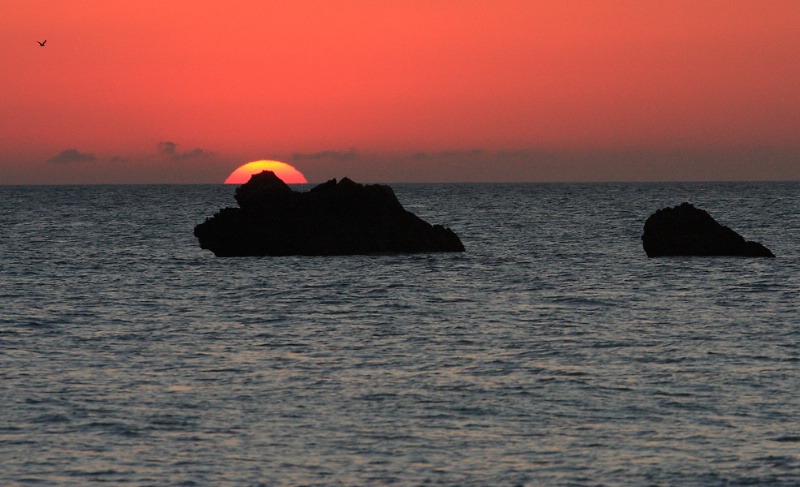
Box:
[2,182,799,486]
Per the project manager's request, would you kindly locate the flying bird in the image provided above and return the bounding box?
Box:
[37,40,47,46]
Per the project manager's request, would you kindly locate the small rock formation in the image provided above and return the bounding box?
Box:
[642,202,774,257]
[195,171,465,256]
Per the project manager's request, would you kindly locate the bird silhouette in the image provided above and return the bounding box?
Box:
[37,40,47,46]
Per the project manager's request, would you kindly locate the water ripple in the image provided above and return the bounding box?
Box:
[1,183,800,486]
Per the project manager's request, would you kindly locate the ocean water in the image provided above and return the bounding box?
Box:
[1,182,799,486]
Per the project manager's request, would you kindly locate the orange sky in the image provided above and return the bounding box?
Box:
[2,1,799,184]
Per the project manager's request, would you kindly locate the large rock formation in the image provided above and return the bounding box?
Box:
[642,202,774,257]
[195,171,465,256]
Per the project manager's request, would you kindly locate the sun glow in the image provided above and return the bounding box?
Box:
[224,160,307,184]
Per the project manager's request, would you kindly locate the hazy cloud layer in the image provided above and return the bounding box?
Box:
[157,141,213,161]
[412,149,484,160]
[496,149,530,159]
[172,148,213,160]
[47,149,96,164]
[157,141,177,155]
[292,149,357,162]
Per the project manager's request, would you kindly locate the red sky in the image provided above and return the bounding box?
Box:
[2,1,799,184]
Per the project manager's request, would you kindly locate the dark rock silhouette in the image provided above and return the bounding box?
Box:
[195,171,465,256]
[642,202,774,257]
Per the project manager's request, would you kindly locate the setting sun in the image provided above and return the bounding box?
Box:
[224,160,308,185]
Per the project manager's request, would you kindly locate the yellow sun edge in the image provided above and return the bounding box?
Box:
[224,160,307,184]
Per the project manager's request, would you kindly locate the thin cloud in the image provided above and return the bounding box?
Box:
[292,149,357,162]
[157,141,213,160]
[157,141,177,155]
[47,149,96,164]
[412,149,484,160]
